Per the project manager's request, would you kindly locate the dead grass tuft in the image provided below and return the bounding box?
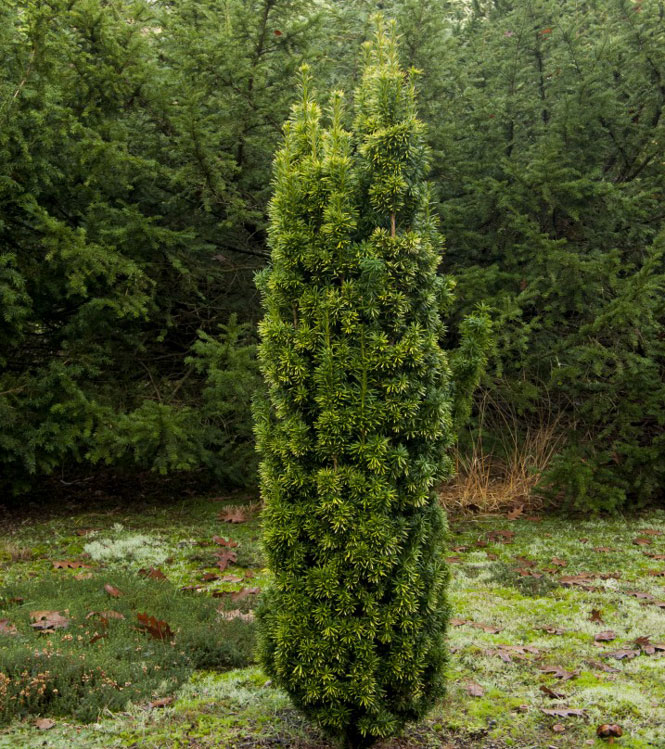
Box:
[440,391,564,516]
[0,542,34,563]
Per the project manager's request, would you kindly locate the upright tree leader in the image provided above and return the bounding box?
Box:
[254,18,490,748]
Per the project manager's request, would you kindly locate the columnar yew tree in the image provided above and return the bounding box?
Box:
[255,21,488,748]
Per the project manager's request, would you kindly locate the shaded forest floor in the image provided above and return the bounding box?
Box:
[1,489,664,748]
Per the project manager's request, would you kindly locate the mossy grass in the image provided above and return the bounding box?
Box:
[1,496,664,747]
[0,572,256,724]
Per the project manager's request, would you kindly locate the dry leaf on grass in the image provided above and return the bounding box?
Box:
[465,682,485,697]
[212,536,239,547]
[539,665,578,681]
[138,567,168,581]
[488,644,540,662]
[487,529,515,544]
[218,574,244,583]
[0,619,18,635]
[137,612,174,641]
[30,611,69,631]
[586,659,620,674]
[540,626,566,635]
[594,631,616,642]
[540,685,566,699]
[149,697,175,708]
[634,636,665,655]
[34,718,55,730]
[214,550,238,572]
[602,649,640,661]
[104,583,122,598]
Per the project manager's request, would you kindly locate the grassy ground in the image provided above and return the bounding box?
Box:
[0,491,664,748]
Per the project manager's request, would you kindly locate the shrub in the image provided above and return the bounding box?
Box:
[255,20,490,748]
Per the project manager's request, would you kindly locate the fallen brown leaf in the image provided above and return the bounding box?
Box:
[488,644,539,662]
[594,631,616,643]
[487,529,515,544]
[590,609,604,623]
[540,626,566,635]
[214,550,238,572]
[633,536,652,546]
[150,697,175,708]
[539,665,578,681]
[602,648,640,660]
[137,612,174,641]
[634,636,665,656]
[104,583,122,598]
[0,619,18,635]
[34,718,55,730]
[30,610,69,631]
[586,659,620,674]
[540,685,566,699]
[138,567,168,581]
[465,682,485,697]
[212,536,239,548]
[514,556,537,568]
[559,574,599,592]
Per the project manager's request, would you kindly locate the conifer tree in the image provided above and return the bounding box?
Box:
[255,20,489,748]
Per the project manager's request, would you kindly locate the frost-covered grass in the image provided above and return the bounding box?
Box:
[1,495,664,748]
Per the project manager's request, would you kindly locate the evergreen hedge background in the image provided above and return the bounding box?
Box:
[1,0,664,512]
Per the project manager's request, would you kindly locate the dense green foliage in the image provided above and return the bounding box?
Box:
[429,0,665,510]
[1,0,664,512]
[0,0,292,492]
[255,24,489,747]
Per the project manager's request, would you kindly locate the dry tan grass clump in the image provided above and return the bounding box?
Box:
[439,392,564,516]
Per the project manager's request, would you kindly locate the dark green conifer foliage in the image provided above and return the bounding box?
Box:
[255,22,488,748]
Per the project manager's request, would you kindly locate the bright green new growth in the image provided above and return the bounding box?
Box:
[255,21,489,748]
